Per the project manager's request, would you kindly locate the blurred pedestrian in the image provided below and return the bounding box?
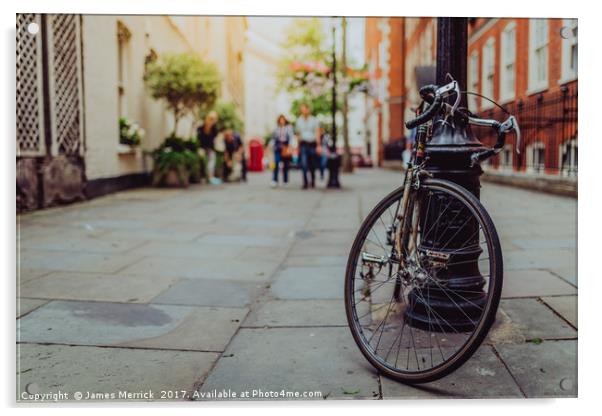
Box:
[197,111,221,185]
[318,126,330,181]
[294,103,321,189]
[270,114,293,187]
[223,129,245,182]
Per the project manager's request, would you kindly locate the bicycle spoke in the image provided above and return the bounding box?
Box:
[346,180,500,380]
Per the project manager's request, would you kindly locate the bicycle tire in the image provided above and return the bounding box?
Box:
[344,178,503,384]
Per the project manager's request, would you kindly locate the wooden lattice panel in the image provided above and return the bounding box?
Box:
[16,14,45,157]
[47,14,84,156]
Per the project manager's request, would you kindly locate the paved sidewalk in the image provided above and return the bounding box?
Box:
[17,168,577,401]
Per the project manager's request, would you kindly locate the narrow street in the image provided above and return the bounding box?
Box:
[17,168,577,400]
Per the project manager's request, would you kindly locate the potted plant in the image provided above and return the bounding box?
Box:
[144,52,221,187]
[119,116,145,147]
[152,147,189,187]
[151,136,205,187]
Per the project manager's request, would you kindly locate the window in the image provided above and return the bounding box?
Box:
[117,21,132,118]
[527,141,546,173]
[559,138,578,176]
[468,51,479,111]
[500,22,516,102]
[529,19,549,92]
[481,38,496,109]
[561,19,578,83]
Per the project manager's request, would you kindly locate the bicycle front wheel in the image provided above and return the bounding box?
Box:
[344,178,503,384]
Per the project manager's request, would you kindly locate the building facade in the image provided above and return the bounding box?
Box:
[243,17,294,140]
[467,18,577,176]
[364,17,577,177]
[16,14,247,211]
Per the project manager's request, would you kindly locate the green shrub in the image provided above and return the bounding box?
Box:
[152,136,204,186]
[145,53,221,135]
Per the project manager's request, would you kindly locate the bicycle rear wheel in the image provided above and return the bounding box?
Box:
[344,178,503,384]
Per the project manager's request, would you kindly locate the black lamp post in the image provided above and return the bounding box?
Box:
[404,17,490,332]
[327,19,342,188]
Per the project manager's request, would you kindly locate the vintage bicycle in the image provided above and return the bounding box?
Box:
[344,78,521,383]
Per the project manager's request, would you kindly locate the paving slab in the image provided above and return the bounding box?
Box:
[17,298,48,318]
[196,234,287,247]
[20,235,144,254]
[495,340,577,397]
[101,227,205,243]
[504,249,575,271]
[126,241,245,260]
[547,266,577,286]
[17,344,218,401]
[17,268,53,284]
[511,238,575,250]
[499,298,576,340]
[243,300,347,327]
[306,215,359,231]
[293,229,356,247]
[236,246,290,262]
[18,300,246,352]
[270,266,344,300]
[152,278,263,308]
[198,327,379,400]
[381,345,523,399]
[284,255,348,267]
[18,250,141,274]
[502,269,577,298]
[120,257,279,282]
[19,272,181,303]
[485,308,526,345]
[541,296,577,328]
[288,242,351,257]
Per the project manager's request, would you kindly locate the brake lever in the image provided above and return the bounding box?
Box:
[436,81,461,116]
[499,115,521,154]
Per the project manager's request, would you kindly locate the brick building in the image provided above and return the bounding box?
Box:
[364,17,577,177]
[467,18,577,176]
[365,17,405,165]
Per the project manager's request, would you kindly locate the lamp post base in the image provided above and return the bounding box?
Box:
[326,154,341,188]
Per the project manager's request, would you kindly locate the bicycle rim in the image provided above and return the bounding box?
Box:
[344,179,503,383]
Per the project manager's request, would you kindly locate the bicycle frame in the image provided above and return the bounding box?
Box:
[394,123,431,269]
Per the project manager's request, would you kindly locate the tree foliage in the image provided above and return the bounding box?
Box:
[199,100,244,133]
[145,53,221,134]
[277,18,370,119]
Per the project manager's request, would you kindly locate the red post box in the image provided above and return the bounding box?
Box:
[248,138,264,172]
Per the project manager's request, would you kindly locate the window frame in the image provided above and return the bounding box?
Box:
[560,18,578,84]
[500,22,517,103]
[468,50,480,111]
[528,19,549,94]
[481,37,496,110]
[526,141,546,173]
[559,138,578,176]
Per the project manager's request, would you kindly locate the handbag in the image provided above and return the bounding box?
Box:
[281,145,292,159]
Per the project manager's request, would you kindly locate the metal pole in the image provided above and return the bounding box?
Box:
[341,17,353,173]
[327,20,341,188]
[331,23,337,149]
[405,17,489,332]
[435,17,468,107]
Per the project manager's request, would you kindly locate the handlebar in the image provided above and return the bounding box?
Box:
[468,115,521,166]
[405,80,461,130]
[404,80,521,166]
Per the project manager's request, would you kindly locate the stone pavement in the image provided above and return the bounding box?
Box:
[16,168,577,401]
